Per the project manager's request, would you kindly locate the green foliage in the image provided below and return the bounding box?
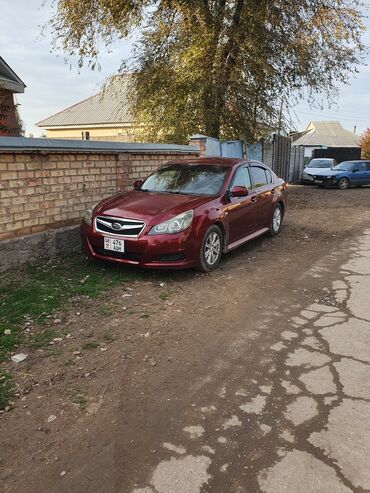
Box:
[72,390,88,410]
[0,253,140,362]
[0,370,14,410]
[49,1,365,142]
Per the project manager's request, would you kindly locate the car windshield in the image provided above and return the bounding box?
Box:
[141,164,228,196]
[333,161,355,171]
[307,159,333,168]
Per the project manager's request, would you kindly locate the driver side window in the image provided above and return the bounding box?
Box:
[231,166,251,189]
[356,163,366,172]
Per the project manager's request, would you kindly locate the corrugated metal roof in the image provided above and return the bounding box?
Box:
[292,121,360,148]
[37,76,133,128]
[0,57,26,93]
[0,136,198,154]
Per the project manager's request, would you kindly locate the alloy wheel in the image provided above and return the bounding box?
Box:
[338,178,349,190]
[205,232,221,266]
[272,207,282,233]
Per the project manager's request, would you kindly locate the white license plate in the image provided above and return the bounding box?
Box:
[315,179,323,183]
[104,237,125,252]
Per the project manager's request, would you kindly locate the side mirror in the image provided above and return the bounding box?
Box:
[353,168,359,173]
[229,186,248,197]
[133,179,143,190]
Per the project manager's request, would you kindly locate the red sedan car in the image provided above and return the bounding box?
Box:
[81,158,287,271]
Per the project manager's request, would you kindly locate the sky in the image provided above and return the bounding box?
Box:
[1,0,369,138]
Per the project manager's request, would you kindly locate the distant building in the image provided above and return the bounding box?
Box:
[37,76,138,142]
[0,57,26,136]
[291,121,360,159]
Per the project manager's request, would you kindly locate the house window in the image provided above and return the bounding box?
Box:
[81,131,90,140]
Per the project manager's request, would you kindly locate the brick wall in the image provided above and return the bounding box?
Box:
[0,149,197,241]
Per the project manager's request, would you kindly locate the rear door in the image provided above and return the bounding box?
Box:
[249,164,275,230]
[225,165,257,243]
[364,162,370,185]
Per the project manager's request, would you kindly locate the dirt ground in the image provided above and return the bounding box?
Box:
[1,185,370,493]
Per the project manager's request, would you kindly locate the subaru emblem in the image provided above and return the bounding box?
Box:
[112,222,122,230]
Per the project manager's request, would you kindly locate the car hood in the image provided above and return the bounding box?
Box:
[304,167,332,175]
[313,169,341,177]
[94,190,213,224]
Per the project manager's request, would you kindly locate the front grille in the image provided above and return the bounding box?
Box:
[156,253,185,262]
[93,247,141,261]
[95,216,145,237]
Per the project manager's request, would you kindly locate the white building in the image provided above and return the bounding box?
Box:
[291,121,360,159]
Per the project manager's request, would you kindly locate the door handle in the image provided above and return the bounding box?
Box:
[251,196,257,203]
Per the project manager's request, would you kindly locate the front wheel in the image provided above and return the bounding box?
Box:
[198,225,223,272]
[268,204,283,236]
[338,177,349,190]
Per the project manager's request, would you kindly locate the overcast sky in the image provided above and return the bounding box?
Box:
[1,0,369,138]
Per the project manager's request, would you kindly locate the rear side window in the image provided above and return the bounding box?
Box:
[365,162,370,171]
[250,166,268,188]
[231,166,252,189]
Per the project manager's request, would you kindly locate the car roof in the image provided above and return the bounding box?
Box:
[165,157,246,167]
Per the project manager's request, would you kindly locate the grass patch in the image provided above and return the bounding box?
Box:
[99,303,114,317]
[29,328,56,349]
[72,390,88,410]
[102,333,115,343]
[159,291,170,301]
[81,341,99,350]
[0,253,141,362]
[140,313,150,320]
[0,370,15,410]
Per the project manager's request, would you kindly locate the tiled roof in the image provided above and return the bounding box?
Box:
[37,76,134,128]
[292,121,360,148]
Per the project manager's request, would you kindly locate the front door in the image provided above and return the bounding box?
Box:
[351,162,368,185]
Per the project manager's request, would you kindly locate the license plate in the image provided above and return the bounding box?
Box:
[315,179,323,183]
[104,237,125,252]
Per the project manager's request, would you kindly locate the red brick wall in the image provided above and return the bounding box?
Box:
[0,150,197,240]
[0,89,20,137]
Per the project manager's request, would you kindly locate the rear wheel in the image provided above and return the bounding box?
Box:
[268,204,283,236]
[338,177,349,190]
[198,225,223,272]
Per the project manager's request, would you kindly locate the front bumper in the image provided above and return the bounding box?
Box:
[301,174,315,184]
[80,220,199,269]
[312,176,338,187]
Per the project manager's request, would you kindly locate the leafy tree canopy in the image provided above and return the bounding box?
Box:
[360,128,370,159]
[48,0,366,143]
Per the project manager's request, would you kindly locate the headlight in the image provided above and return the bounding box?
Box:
[84,202,98,226]
[149,210,193,235]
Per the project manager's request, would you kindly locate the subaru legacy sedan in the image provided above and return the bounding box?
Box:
[312,160,370,189]
[81,158,287,271]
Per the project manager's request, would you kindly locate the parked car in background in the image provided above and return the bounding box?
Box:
[312,160,370,189]
[301,158,337,184]
[81,158,287,272]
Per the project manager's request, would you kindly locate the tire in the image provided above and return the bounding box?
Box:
[198,225,223,272]
[268,204,283,236]
[338,177,349,190]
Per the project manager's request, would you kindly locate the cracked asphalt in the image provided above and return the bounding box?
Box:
[131,230,370,493]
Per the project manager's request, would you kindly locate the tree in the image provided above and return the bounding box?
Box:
[48,0,366,143]
[360,129,370,159]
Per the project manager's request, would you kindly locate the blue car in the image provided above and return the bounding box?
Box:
[312,160,370,189]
